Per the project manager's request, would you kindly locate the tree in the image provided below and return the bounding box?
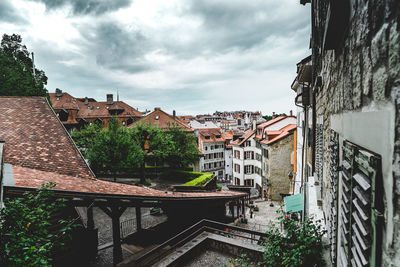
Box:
[0,183,73,267]
[129,121,171,184]
[263,113,287,121]
[0,34,48,97]
[165,122,200,168]
[70,122,102,157]
[86,118,143,181]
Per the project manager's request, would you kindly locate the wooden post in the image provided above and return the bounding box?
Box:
[99,206,127,265]
[136,207,142,231]
[242,198,245,218]
[236,200,240,219]
[111,207,123,264]
[87,206,94,230]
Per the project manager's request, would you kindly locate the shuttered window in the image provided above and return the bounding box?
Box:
[327,130,339,265]
[338,140,384,267]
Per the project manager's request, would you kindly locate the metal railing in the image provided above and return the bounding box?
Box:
[129,219,270,267]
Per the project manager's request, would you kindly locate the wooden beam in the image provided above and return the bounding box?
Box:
[136,207,142,232]
[87,206,94,230]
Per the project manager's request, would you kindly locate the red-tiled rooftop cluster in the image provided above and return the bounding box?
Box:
[1,97,243,199]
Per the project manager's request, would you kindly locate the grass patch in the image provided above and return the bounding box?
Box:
[135,179,152,186]
[183,172,214,186]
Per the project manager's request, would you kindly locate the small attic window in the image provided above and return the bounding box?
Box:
[205,136,210,140]
[96,106,100,109]
[155,116,160,120]
[216,135,221,139]
[56,98,60,101]
[106,106,109,109]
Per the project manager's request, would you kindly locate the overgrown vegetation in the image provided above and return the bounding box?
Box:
[0,183,74,267]
[229,209,326,267]
[72,119,201,184]
[0,34,48,97]
[183,172,214,186]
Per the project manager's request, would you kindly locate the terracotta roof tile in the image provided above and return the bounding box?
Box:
[231,129,254,146]
[129,108,192,131]
[12,166,245,199]
[49,92,80,110]
[0,97,94,179]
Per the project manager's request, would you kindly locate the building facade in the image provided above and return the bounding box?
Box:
[294,0,400,266]
[197,128,226,180]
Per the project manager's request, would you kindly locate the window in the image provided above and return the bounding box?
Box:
[211,145,214,150]
[244,140,251,147]
[205,136,210,140]
[263,149,269,158]
[244,165,254,174]
[234,150,240,159]
[205,146,208,151]
[235,178,240,185]
[234,164,240,173]
[244,151,254,160]
[244,179,254,187]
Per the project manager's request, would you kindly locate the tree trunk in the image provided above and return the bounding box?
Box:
[140,162,146,184]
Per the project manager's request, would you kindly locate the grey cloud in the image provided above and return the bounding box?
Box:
[78,22,153,73]
[33,0,132,15]
[0,1,26,23]
[162,0,309,56]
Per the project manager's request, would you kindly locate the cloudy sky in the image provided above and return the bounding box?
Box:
[0,0,310,115]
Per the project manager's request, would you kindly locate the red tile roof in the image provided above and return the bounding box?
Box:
[12,166,245,199]
[129,108,192,131]
[49,92,143,119]
[231,129,255,146]
[1,97,244,200]
[0,96,94,180]
[261,124,296,145]
[49,92,80,110]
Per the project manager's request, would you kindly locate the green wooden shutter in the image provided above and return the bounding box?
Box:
[339,140,383,267]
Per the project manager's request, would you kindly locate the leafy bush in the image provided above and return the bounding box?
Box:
[183,172,214,186]
[0,183,74,267]
[260,210,326,267]
[227,208,326,267]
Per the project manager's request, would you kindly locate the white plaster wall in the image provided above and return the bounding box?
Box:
[330,101,395,251]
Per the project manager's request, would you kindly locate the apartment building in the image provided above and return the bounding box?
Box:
[231,124,262,187]
[197,128,226,180]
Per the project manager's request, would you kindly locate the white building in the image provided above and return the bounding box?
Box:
[189,120,219,129]
[231,124,262,187]
[197,128,226,180]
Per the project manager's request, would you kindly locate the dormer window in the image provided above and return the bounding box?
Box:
[205,136,210,140]
[216,135,221,139]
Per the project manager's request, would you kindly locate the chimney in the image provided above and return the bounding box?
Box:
[84,97,89,105]
[272,112,276,118]
[107,94,113,105]
[173,110,176,119]
[252,120,257,130]
[290,110,293,116]
[55,88,62,97]
[154,107,161,111]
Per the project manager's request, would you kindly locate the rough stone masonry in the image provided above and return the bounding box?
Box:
[311,0,400,265]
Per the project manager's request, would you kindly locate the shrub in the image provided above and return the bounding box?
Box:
[183,172,214,186]
[0,183,74,267]
[260,210,326,266]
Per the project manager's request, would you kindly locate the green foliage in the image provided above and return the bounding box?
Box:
[70,122,102,157]
[0,183,73,267]
[226,208,326,267]
[165,122,200,168]
[0,34,48,97]
[183,172,214,186]
[263,113,287,121]
[261,209,326,267]
[86,118,143,179]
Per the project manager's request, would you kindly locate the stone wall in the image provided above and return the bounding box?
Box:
[268,133,294,201]
[313,0,400,265]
